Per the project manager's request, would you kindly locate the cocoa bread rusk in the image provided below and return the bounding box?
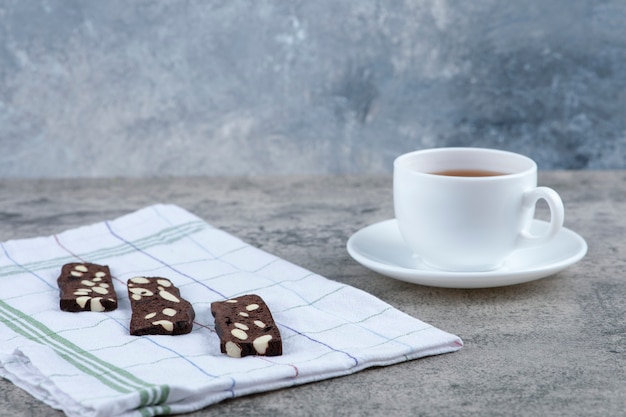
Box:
[211,294,282,358]
[57,262,117,312]
[127,276,195,336]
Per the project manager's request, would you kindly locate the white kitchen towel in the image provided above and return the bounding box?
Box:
[0,204,462,417]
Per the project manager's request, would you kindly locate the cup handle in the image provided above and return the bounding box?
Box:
[517,187,565,248]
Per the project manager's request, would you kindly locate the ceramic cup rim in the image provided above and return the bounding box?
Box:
[393,147,537,181]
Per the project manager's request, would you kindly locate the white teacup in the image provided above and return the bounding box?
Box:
[393,147,565,272]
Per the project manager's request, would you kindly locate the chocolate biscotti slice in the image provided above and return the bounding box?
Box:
[211,294,282,358]
[57,262,118,312]
[127,276,195,336]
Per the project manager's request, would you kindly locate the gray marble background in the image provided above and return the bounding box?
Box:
[1,0,625,178]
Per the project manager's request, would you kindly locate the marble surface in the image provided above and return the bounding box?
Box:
[1,1,626,178]
[0,172,624,416]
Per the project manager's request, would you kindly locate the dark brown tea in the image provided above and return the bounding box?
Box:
[430,169,507,177]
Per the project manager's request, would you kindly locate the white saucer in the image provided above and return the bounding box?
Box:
[346,219,587,288]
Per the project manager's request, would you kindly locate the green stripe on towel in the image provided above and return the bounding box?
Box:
[0,299,168,407]
[0,220,207,279]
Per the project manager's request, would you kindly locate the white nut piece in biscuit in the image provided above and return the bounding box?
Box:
[231,328,248,340]
[245,303,260,311]
[129,276,150,284]
[74,265,89,273]
[129,287,154,300]
[76,296,91,308]
[152,320,174,332]
[162,308,177,317]
[234,323,249,331]
[225,341,242,358]
[129,287,153,295]
[158,289,180,303]
[90,298,105,312]
[92,286,109,295]
[253,334,273,354]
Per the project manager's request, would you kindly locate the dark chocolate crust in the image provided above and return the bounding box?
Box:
[211,294,282,357]
[57,262,117,312]
[127,276,195,336]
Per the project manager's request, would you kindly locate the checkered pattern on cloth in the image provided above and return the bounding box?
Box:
[0,204,462,417]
